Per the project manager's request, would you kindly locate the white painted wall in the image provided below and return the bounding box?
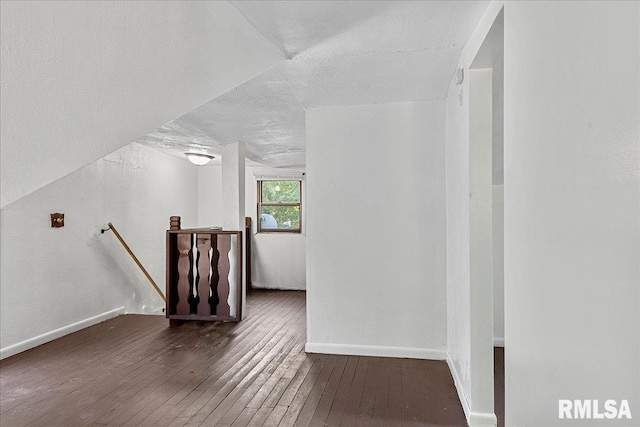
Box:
[492,185,504,346]
[468,68,495,423]
[446,70,472,412]
[504,2,639,425]
[222,142,247,318]
[197,165,306,290]
[222,143,247,233]
[306,101,447,359]
[0,143,198,358]
[492,53,504,347]
[492,54,504,186]
[245,167,307,291]
[0,0,284,208]
[445,3,504,424]
[198,166,224,228]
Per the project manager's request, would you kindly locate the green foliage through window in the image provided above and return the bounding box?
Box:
[258,180,302,232]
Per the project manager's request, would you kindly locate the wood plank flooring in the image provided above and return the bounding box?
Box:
[494,347,505,427]
[1,290,471,426]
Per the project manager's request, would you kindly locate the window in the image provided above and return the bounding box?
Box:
[258,180,302,233]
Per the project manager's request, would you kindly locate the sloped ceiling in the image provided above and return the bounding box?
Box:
[138,1,490,167]
[1,1,284,208]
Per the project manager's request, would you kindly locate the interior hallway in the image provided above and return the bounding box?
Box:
[0,291,499,426]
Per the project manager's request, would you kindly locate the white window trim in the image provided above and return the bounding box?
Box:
[254,172,305,182]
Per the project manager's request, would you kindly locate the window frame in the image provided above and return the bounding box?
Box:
[257,180,303,234]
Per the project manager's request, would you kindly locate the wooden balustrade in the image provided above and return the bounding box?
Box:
[245,217,252,291]
[166,217,242,324]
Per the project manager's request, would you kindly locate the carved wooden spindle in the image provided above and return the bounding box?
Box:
[216,234,232,318]
[169,216,181,230]
[209,235,220,315]
[168,234,179,315]
[176,234,192,315]
[188,234,198,314]
[196,235,212,317]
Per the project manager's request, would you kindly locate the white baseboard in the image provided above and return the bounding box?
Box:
[0,306,125,360]
[446,357,498,427]
[251,283,306,291]
[470,411,498,427]
[447,357,471,423]
[305,342,446,360]
[493,337,504,347]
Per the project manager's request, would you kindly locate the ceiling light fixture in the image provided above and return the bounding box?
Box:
[185,153,214,166]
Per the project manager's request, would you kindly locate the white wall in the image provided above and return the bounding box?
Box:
[468,68,495,422]
[504,2,639,425]
[492,55,504,186]
[492,185,504,346]
[492,52,504,347]
[446,69,472,413]
[0,143,198,358]
[245,167,306,291]
[306,101,447,359]
[197,165,306,290]
[198,166,224,227]
[445,3,503,424]
[0,0,284,208]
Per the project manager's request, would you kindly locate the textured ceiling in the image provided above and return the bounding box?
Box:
[138,1,490,167]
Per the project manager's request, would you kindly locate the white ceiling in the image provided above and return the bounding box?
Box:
[138,1,490,167]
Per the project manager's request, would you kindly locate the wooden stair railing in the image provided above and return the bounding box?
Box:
[101,222,166,302]
[166,216,243,325]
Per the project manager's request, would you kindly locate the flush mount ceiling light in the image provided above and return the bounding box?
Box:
[185,152,214,166]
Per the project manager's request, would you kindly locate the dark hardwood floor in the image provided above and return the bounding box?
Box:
[494,347,504,427]
[1,290,475,426]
